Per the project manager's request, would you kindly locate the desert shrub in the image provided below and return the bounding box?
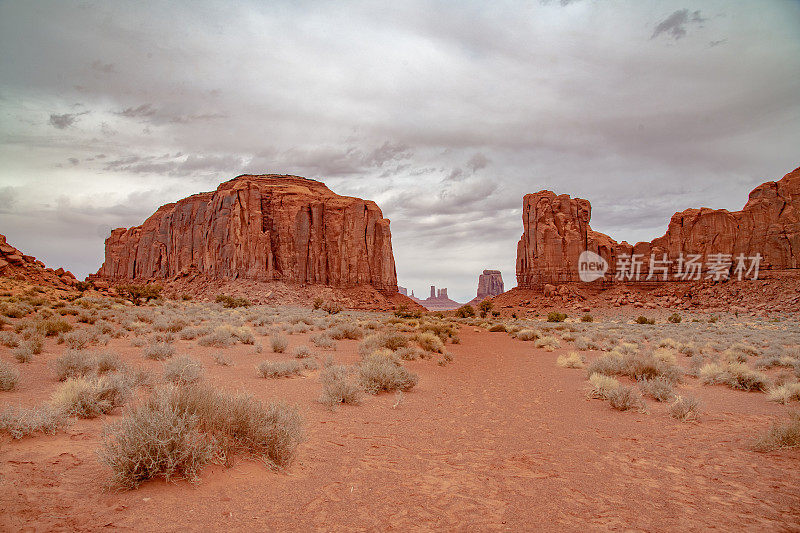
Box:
[455,305,475,318]
[513,329,539,341]
[547,312,567,323]
[419,321,458,340]
[312,297,323,310]
[0,331,19,348]
[143,342,176,361]
[580,314,594,323]
[329,323,364,340]
[488,323,507,332]
[310,332,335,349]
[99,394,213,488]
[0,360,20,391]
[669,396,700,421]
[638,376,674,402]
[667,313,682,324]
[270,334,289,353]
[164,356,205,385]
[634,316,655,325]
[415,332,444,353]
[118,284,163,306]
[54,349,95,381]
[574,336,600,351]
[216,294,251,308]
[12,344,34,363]
[197,328,235,348]
[212,352,233,366]
[393,305,421,319]
[533,335,560,351]
[766,383,800,404]
[257,360,303,378]
[396,346,423,361]
[63,329,94,350]
[319,301,341,315]
[319,365,363,406]
[0,404,66,438]
[557,351,585,369]
[360,355,418,394]
[700,362,768,391]
[77,311,97,324]
[608,386,646,412]
[752,412,800,451]
[51,374,132,418]
[292,345,312,359]
[588,373,619,399]
[586,351,681,384]
[95,352,124,374]
[153,316,188,333]
[130,337,148,347]
[478,300,493,318]
[2,303,32,318]
[36,317,72,337]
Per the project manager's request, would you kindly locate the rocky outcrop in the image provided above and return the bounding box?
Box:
[0,233,77,287]
[475,270,504,300]
[410,285,463,311]
[96,175,398,293]
[517,166,800,287]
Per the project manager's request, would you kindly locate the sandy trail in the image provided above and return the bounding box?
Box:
[1,326,798,532]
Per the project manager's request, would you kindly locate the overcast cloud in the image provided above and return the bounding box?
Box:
[1,0,798,301]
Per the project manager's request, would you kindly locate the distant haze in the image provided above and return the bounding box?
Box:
[1,1,798,302]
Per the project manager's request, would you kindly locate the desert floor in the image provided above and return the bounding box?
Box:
[1,302,799,532]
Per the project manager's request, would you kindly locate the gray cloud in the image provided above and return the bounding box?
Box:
[48,111,87,129]
[652,9,706,40]
[1,0,799,301]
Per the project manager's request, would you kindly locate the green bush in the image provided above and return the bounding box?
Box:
[455,305,475,318]
[118,284,163,306]
[580,314,593,323]
[635,316,655,325]
[667,313,682,324]
[215,294,251,308]
[547,312,567,323]
[478,300,493,318]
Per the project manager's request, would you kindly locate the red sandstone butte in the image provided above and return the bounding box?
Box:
[0,233,76,288]
[517,166,800,287]
[96,175,398,293]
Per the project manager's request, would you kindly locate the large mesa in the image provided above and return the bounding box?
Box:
[95,174,398,294]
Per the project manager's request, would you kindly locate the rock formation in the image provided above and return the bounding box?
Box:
[409,284,462,311]
[96,175,398,293]
[476,270,504,300]
[0,233,77,288]
[517,166,800,287]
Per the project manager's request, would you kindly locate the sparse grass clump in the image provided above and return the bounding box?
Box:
[766,383,800,404]
[215,294,251,308]
[0,404,66,438]
[557,351,585,369]
[310,332,336,349]
[669,395,700,421]
[270,334,289,353]
[36,317,73,337]
[415,332,444,353]
[699,362,769,392]
[488,323,507,332]
[329,323,364,340]
[608,386,646,412]
[96,352,124,374]
[144,342,176,361]
[586,351,681,384]
[257,360,303,379]
[752,412,800,451]
[588,373,619,399]
[319,365,363,406]
[163,356,205,385]
[638,376,674,402]
[51,374,132,418]
[513,329,539,341]
[100,385,303,488]
[359,355,418,394]
[292,345,312,359]
[533,335,560,351]
[54,349,95,381]
[0,360,20,391]
[197,328,236,348]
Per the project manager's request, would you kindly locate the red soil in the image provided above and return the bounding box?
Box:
[1,326,798,531]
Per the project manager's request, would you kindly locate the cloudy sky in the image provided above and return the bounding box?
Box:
[1,1,798,301]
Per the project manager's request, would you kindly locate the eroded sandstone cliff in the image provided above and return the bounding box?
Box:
[517,166,800,287]
[96,175,398,293]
